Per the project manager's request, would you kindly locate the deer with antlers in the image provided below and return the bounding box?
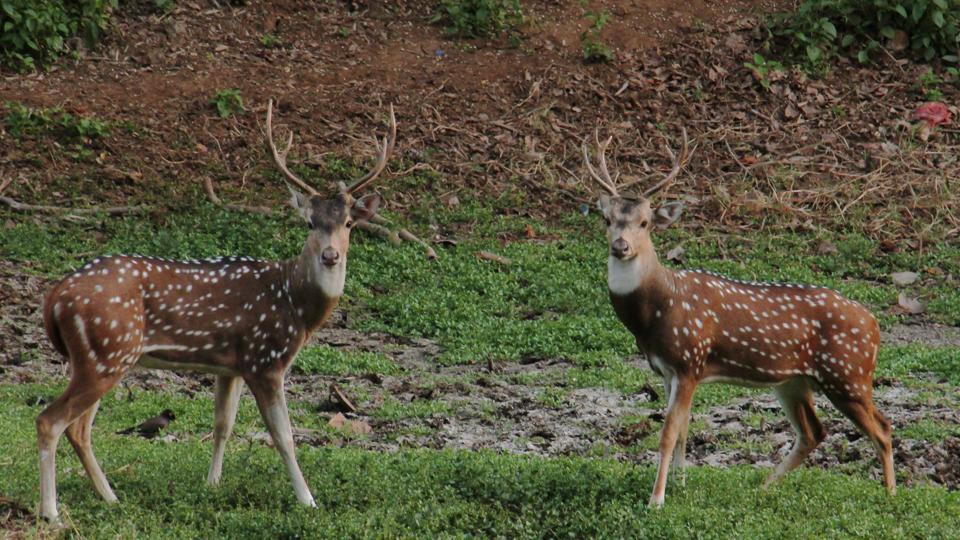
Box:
[36,100,396,522]
[581,129,894,506]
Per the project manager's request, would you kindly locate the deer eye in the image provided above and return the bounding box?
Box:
[603,217,611,226]
[640,220,648,228]
[345,219,355,228]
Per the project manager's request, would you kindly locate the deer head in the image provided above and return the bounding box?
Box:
[582,129,691,284]
[266,99,395,296]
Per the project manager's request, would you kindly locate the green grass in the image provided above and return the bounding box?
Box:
[2,384,959,538]
[294,345,401,376]
[2,197,960,536]
[5,200,958,368]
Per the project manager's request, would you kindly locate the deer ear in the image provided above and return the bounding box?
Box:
[351,193,381,223]
[287,186,312,222]
[654,201,683,229]
[597,194,613,215]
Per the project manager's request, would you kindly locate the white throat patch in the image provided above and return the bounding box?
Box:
[312,259,346,298]
[607,256,653,296]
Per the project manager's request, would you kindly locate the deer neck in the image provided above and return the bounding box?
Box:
[285,249,344,332]
[607,254,675,343]
[607,253,668,297]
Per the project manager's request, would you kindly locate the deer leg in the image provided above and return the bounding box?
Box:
[207,375,243,486]
[64,400,117,503]
[829,396,896,495]
[649,376,696,507]
[765,378,825,488]
[671,409,691,487]
[246,375,316,507]
[37,374,118,522]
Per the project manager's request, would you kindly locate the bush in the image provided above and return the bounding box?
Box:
[765,0,960,67]
[0,0,116,71]
[432,0,523,39]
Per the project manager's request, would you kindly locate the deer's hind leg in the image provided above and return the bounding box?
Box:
[764,377,825,488]
[37,368,123,522]
[828,394,895,494]
[65,400,117,503]
[38,311,134,521]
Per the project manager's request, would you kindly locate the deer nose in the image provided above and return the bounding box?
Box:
[611,239,630,259]
[321,248,340,267]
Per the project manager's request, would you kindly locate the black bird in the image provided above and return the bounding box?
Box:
[116,409,176,439]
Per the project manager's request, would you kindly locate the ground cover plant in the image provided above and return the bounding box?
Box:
[2,0,959,537]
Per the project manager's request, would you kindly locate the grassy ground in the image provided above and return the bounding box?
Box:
[2,195,960,537]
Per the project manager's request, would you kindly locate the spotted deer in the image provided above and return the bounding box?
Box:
[36,100,396,522]
[581,129,894,507]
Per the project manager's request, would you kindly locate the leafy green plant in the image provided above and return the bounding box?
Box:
[210,89,244,118]
[743,53,785,90]
[764,0,960,68]
[260,32,281,48]
[917,68,946,100]
[431,0,523,39]
[4,101,109,140]
[581,8,613,63]
[0,0,116,71]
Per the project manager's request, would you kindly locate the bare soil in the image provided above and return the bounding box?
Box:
[1,0,957,240]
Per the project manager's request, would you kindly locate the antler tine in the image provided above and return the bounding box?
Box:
[266,99,320,196]
[344,104,397,195]
[641,127,692,199]
[594,129,617,187]
[581,129,619,196]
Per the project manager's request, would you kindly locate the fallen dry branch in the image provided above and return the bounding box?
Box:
[0,196,151,216]
[356,220,401,245]
[398,228,438,260]
[203,177,274,215]
[330,383,357,413]
[366,214,437,259]
[476,251,511,265]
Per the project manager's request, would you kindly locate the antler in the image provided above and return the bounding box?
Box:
[342,105,397,195]
[641,128,691,199]
[266,99,320,196]
[582,127,693,199]
[581,128,619,196]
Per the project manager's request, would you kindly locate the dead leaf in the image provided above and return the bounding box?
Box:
[890,271,919,286]
[347,420,372,435]
[524,224,537,239]
[328,412,347,429]
[890,30,908,51]
[817,240,838,256]
[897,292,926,315]
[666,245,685,263]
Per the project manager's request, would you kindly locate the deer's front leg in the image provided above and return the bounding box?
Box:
[650,376,696,507]
[246,373,316,507]
[208,376,243,486]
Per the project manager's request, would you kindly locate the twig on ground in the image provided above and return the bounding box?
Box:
[0,196,151,216]
[203,177,274,215]
[476,251,511,265]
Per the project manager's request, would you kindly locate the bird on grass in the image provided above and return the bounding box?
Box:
[116,409,176,439]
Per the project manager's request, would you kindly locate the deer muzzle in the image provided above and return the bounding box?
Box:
[320,247,341,267]
[610,238,631,259]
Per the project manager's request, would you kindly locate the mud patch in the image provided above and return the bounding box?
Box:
[882,324,960,347]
